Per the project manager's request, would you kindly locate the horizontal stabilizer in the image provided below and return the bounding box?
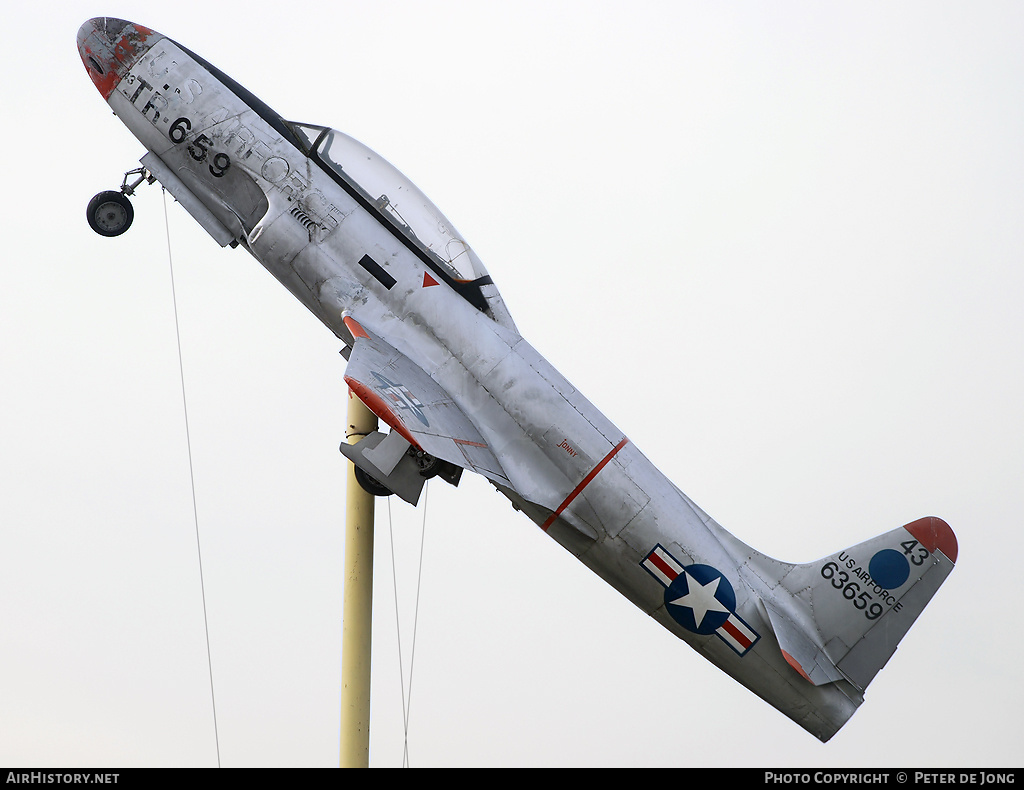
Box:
[761,601,846,686]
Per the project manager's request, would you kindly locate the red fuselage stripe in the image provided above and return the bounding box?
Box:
[541,437,629,532]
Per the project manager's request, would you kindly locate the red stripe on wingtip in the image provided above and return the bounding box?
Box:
[343,315,370,339]
[904,516,958,564]
[345,377,421,450]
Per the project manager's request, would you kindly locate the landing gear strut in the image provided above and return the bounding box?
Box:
[349,444,462,500]
[87,167,154,237]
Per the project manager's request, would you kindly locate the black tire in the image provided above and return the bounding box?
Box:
[410,450,441,479]
[87,190,134,237]
[353,465,394,497]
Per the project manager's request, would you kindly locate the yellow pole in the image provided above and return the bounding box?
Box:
[340,390,377,768]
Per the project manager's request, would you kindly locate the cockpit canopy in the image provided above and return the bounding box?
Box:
[287,122,487,284]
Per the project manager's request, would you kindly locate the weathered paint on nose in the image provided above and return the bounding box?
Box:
[77,18,157,100]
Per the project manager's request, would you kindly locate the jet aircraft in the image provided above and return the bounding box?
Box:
[77,17,958,742]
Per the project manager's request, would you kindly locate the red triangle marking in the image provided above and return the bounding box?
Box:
[422,272,439,288]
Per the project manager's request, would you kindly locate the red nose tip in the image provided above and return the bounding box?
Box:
[77,18,157,99]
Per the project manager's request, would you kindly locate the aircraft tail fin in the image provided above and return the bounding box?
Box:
[786,516,957,692]
[705,513,957,740]
[736,516,957,693]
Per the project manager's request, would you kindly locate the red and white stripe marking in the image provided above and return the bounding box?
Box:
[642,544,760,657]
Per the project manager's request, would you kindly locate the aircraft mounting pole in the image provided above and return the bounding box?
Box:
[340,390,377,768]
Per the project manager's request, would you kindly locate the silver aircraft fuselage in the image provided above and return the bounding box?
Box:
[78,18,957,744]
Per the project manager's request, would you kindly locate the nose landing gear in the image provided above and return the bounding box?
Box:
[86,190,133,236]
[87,167,154,237]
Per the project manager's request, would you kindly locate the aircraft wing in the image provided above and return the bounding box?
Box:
[342,317,511,488]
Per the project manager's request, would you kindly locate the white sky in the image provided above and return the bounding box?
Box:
[2,0,1021,768]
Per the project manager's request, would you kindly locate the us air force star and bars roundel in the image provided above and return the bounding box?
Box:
[369,370,429,427]
[642,545,760,656]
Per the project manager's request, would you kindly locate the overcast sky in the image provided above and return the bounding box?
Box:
[2,0,1021,767]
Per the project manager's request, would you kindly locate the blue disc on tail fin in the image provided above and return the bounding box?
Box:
[869,548,910,589]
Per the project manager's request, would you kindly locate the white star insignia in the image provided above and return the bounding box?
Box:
[668,570,729,629]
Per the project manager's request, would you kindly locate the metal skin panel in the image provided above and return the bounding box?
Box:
[78,18,959,744]
[342,327,510,486]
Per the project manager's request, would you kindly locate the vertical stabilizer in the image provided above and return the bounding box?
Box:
[758,516,958,693]
[826,517,956,690]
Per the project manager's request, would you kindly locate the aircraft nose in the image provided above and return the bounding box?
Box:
[77,18,157,100]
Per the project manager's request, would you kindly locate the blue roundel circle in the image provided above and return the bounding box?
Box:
[663,564,736,635]
[868,549,911,590]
